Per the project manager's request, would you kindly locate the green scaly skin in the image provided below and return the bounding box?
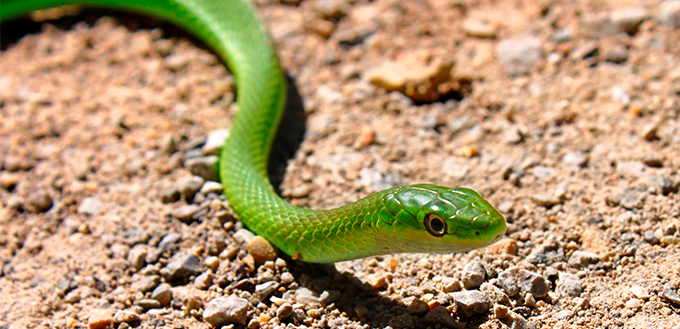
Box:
[1,0,507,263]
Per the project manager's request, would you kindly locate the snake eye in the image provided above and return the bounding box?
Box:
[424,213,446,237]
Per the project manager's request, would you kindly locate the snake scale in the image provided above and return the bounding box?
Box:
[1,0,507,263]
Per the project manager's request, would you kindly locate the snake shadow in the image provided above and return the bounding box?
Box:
[2,9,423,328]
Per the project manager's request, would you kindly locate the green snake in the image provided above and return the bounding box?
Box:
[2,0,506,263]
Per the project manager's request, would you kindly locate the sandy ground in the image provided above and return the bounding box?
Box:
[1,0,680,328]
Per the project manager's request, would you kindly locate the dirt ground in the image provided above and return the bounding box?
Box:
[1,0,680,328]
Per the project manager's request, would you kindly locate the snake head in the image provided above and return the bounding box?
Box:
[375,184,507,254]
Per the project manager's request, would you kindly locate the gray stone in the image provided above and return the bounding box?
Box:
[503,128,524,144]
[178,176,205,200]
[619,190,646,210]
[127,245,147,271]
[130,275,159,294]
[165,254,202,281]
[203,296,249,326]
[557,272,582,297]
[276,303,294,319]
[450,290,491,317]
[461,261,486,289]
[77,197,103,215]
[184,155,219,182]
[200,181,223,195]
[158,232,182,251]
[532,166,558,180]
[135,298,161,310]
[498,268,519,297]
[641,123,659,141]
[202,129,230,156]
[497,35,542,76]
[315,0,349,20]
[194,271,215,290]
[531,193,562,208]
[518,270,549,298]
[255,281,280,301]
[27,189,53,213]
[610,7,650,34]
[151,283,173,307]
[569,40,598,60]
[641,175,679,195]
[568,250,601,267]
[660,284,680,305]
[113,310,141,325]
[562,152,588,168]
[423,306,458,328]
[233,229,256,246]
[172,204,202,223]
[161,186,180,203]
[605,44,629,63]
[462,19,498,38]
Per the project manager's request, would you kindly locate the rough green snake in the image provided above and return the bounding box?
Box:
[1,0,507,263]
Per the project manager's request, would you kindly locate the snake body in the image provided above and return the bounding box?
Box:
[2,0,506,263]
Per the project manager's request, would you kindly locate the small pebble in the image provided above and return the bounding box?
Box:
[135,298,161,310]
[462,19,498,38]
[568,250,601,267]
[641,123,659,141]
[247,236,278,264]
[163,54,189,71]
[233,229,255,245]
[449,290,492,317]
[113,310,141,325]
[164,253,202,281]
[158,232,182,251]
[630,285,650,300]
[27,189,53,213]
[423,306,457,328]
[203,296,249,326]
[518,270,549,298]
[276,303,294,319]
[531,193,562,208]
[461,261,486,289]
[497,34,542,76]
[407,299,430,315]
[0,173,18,191]
[194,271,215,290]
[498,269,520,297]
[184,156,220,181]
[255,281,279,301]
[88,309,113,329]
[487,238,518,255]
[660,284,680,305]
[151,283,173,307]
[178,175,205,200]
[315,0,349,20]
[625,298,643,309]
[641,154,663,168]
[200,181,223,195]
[127,245,147,271]
[563,152,588,168]
[557,272,583,297]
[161,186,180,203]
[202,129,230,156]
[172,204,201,223]
[605,44,628,63]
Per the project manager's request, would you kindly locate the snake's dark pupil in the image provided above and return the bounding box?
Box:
[430,217,444,233]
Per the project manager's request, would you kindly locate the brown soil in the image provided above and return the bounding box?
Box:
[1,0,679,328]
